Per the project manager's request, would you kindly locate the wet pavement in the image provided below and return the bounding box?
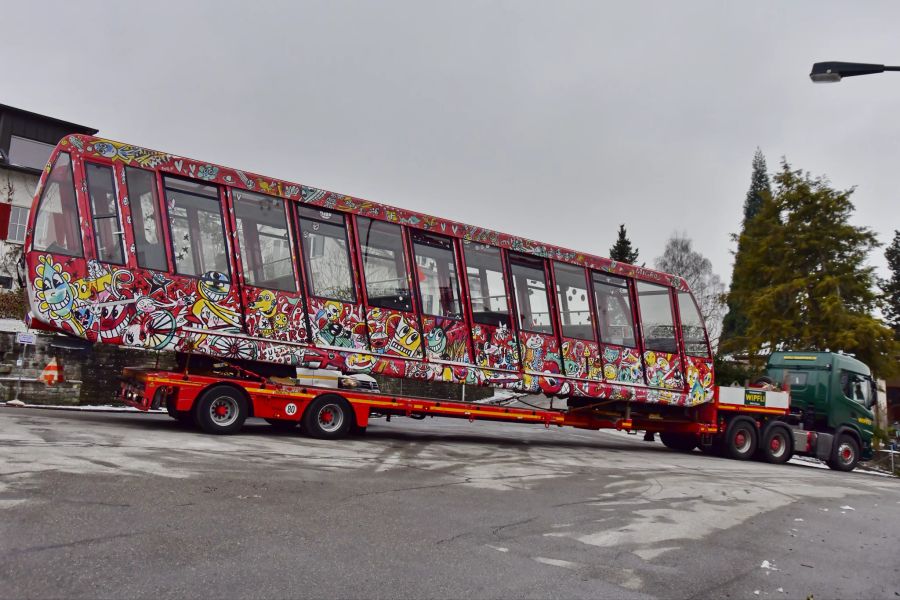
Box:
[1,406,899,599]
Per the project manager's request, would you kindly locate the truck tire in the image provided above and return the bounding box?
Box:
[826,433,859,472]
[265,418,299,432]
[302,395,353,439]
[724,418,758,460]
[759,425,792,464]
[659,432,697,452]
[194,385,248,435]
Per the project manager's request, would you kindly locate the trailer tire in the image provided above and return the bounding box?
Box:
[265,418,298,432]
[194,385,248,435]
[826,433,859,472]
[302,395,353,439]
[759,424,792,464]
[724,418,757,460]
[659,432,697,452]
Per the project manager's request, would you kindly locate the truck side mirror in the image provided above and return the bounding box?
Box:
[868,381,878,409]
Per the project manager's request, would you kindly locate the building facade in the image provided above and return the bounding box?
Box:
[0,104,97,289]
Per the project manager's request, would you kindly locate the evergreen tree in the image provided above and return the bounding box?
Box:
[726,159,897,376]
[609,224,639,264]
[721,148,773,345]
[743,147,771,224]
[884,230,900,337]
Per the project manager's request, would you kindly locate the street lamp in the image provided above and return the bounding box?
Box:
[810,61,900,83]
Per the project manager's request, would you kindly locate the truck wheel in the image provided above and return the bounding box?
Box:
[760,425,792,464]
[659,432,697,452]
[724,418,757,460]
[826,434,859,472]
[302,395,353,439]
[265,418,298,432]
[194,385,248,435]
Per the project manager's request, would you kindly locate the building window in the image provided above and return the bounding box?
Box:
[7,206,28,244]
[8,136,55,170]
[0,276,12,289]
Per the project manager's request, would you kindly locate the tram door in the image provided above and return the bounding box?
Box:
[507,253,562,376]
[231,190,309,349]
[295,206,369,352]
[356,217,422,360]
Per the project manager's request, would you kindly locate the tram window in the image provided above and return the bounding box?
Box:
[32,153,83,257]
[637,281,677,353]
[554,262,594,340]
[234,190,295,292]
[297,206,355,302]
[125,167,167,271]
[592,273,636,347]
[677,291,709,357]
[463,241,510,327]
[85,163,125,265]
[164,175,230,278]
[509,254,553,334]
[411,231,461,319]
[357,217,411,312]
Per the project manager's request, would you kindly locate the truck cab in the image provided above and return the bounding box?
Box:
[766,352,876,464]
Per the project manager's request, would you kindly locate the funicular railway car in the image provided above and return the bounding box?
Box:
[27,134,860,469]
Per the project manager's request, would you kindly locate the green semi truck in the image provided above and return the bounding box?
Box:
[760,351,876,471]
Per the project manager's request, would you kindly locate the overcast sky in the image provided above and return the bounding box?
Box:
[5,0,899,284]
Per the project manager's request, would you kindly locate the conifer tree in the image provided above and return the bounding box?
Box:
[884,230,900,337]
[727,160,897,375]
[721,148,772,346]
[609,224,639,264]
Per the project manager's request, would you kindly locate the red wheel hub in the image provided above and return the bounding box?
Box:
[321,410,334,424]
[215,405,228,417]
[841,447,852,461]
[735,432,746,447]
[770,437,782,452]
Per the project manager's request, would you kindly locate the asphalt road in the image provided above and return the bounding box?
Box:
[1,406,899,600]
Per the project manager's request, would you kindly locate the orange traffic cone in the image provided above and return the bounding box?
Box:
[40,358,63,386]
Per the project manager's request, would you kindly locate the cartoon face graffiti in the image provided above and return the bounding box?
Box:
[323,301,342,323]
[426,326,447,356]
[387,315,420,357]
[199,272,230,302]
[250,290,278,318]
[34,255,77,321]
[99,301,131,341]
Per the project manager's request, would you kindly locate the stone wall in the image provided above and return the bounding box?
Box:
[0,330,492,405]
[0,332,173,405]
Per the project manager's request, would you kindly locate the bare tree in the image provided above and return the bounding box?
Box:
[655,233,725,349]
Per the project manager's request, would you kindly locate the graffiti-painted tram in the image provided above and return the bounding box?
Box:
[24,135,714,409]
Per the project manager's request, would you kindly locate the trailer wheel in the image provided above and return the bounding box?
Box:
[302,395,353,439]
[760,425,792,464]
[659,432,697,452]
[724,418,757,460]
[194,385,248,435]
[826,433,859,472]
[265,418,298,432]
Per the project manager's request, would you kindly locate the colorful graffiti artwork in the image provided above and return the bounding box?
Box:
[25,135,715,408]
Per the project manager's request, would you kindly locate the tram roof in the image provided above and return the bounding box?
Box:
[60,134,690,292]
